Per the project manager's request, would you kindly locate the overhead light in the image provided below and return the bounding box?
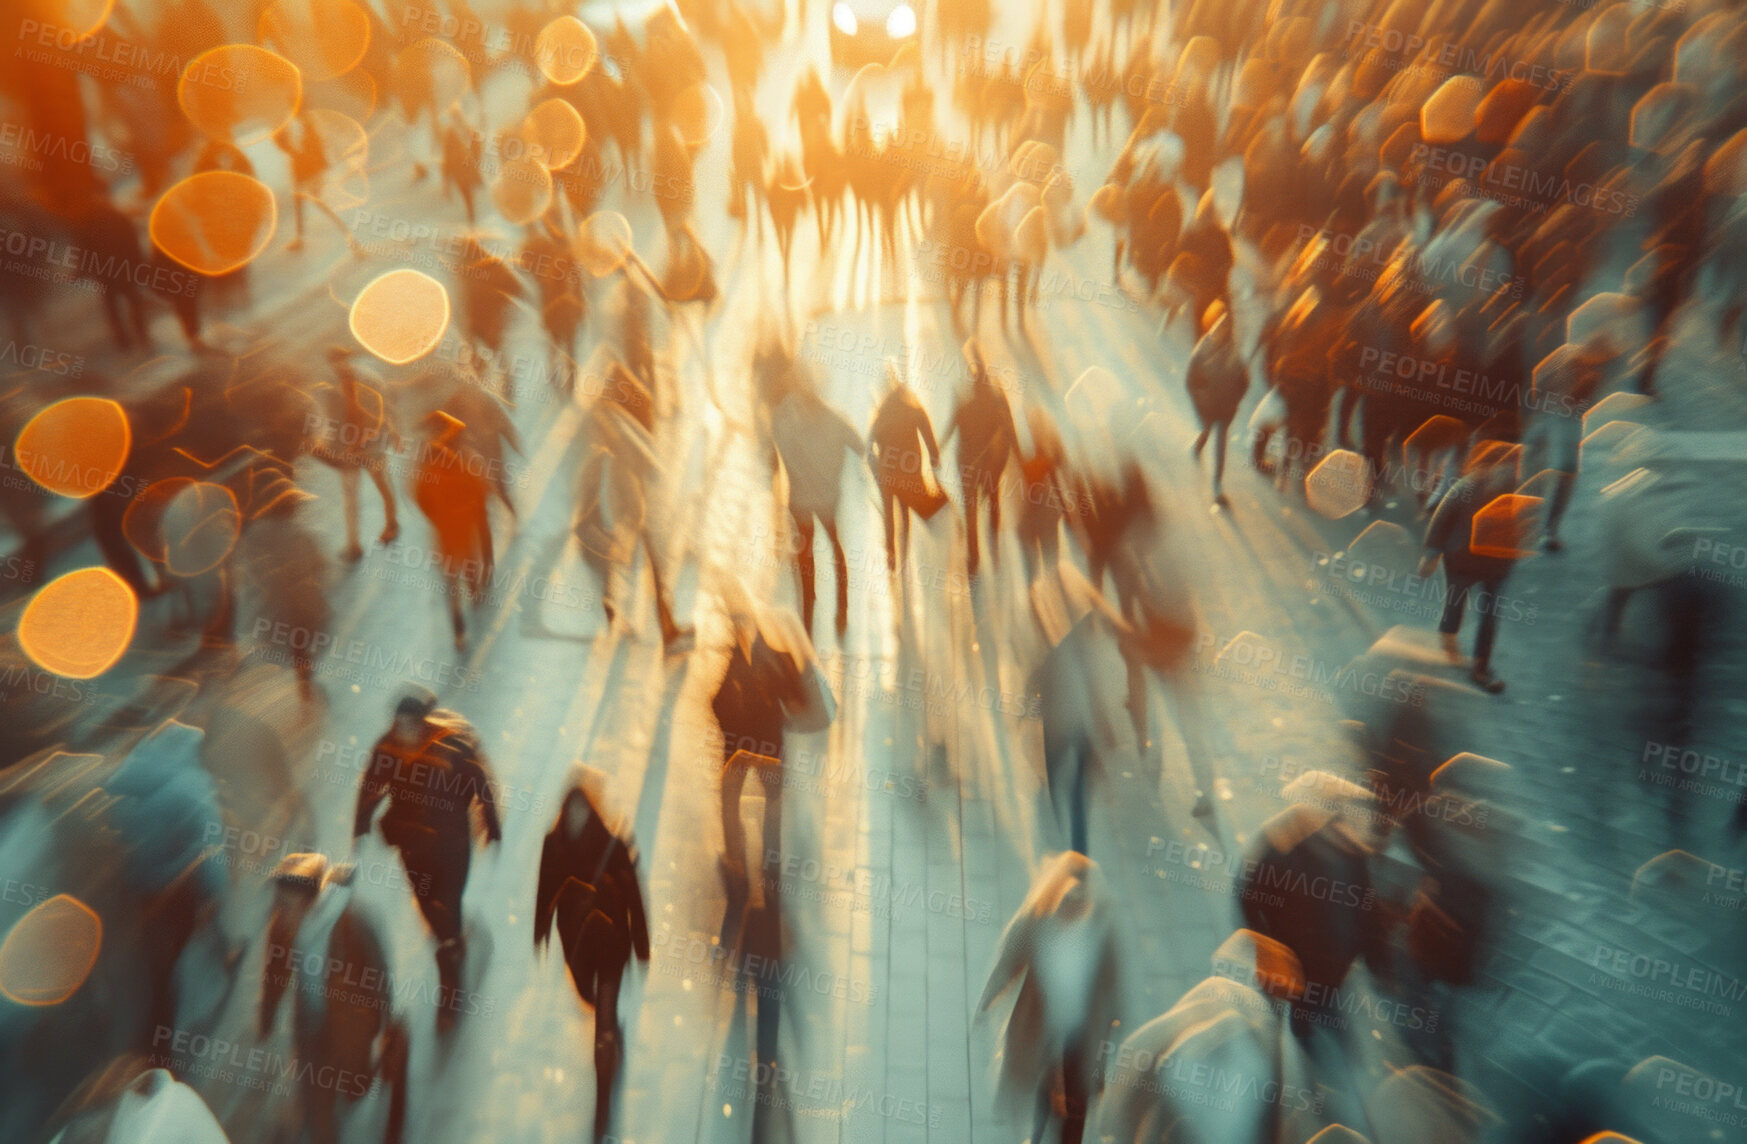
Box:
[886,2,916,38]
[832,2,858,35]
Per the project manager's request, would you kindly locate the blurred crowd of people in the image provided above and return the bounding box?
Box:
[2,0,1745,1140]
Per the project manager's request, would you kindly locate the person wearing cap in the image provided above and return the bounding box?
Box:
[868,363,946,575]
[943,341,1020,579]
[354,689,502,1022]
[533,776,649,1144]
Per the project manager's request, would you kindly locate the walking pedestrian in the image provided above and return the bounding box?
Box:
[1416,442,1525,693]
[868,363,947,574]
[943,342,1019,579]
[533,773,650,1144]
[353,688,502,1030]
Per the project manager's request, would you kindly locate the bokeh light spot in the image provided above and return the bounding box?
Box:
[490,156,553,225]
[19,568,139,680]
[576,212,633,277]
[258,0,370,82]
[1305,449,1372,520]
[161,482,243,577]
[178,45,304,144]
[535,16,597,85]
[150,171,278,276]
[349,269,450,364]
[520,99,586,172]
[15,397,130,499]
[396,39,471,117]
[0,894,102,1007]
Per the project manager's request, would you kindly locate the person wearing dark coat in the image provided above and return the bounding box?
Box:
[867,365,945,574]
[534,779,650,1144]
[1186,312,1249,507]
[1236,804,1386,1043]
[354,689,502,1025]
[1417,444,1523,693]
[943,344,1019,578]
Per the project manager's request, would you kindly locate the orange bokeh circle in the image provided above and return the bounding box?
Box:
[19,567,139,680]
[178,44,304,144]
[14,397,130,499]
[150,171,278,276]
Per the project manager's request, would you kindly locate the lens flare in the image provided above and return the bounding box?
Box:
[349,269,450,364]
[670,84,726,147]
[491,156,553,225]
[520,99,587,172]
[161,481,243,577]
[0,895,102,1007]
[15,397,130,499]
[19,567,139,680]
[178,44,304,144]
[150,171,278,276]
[535,16,597,85]
[258,0,370,82]
[576,211,633,277]
[396,39,472,117]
